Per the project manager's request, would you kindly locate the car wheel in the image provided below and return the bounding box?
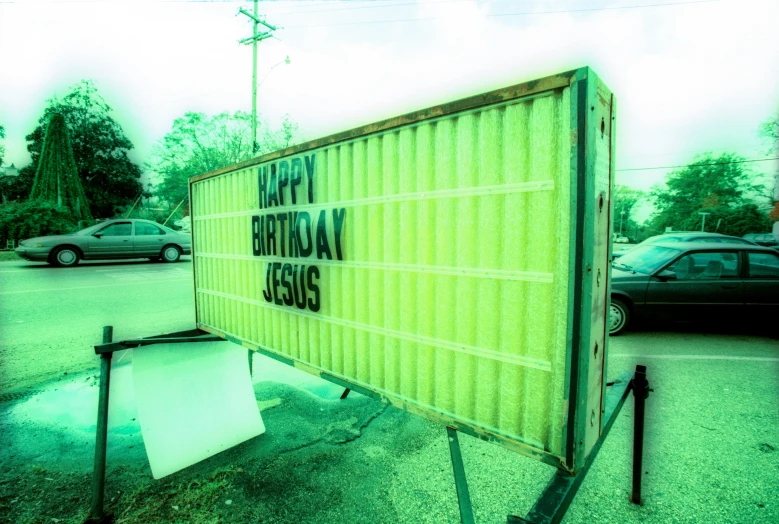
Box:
[609,299,630,335]
[161,245,181,263]
[51,247,80,267]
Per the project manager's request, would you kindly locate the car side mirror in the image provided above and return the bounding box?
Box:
[655,269,675,281]
[93,232,103,238]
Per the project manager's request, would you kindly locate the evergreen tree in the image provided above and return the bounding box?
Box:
[29,113,92,221]
[18,80,144,217]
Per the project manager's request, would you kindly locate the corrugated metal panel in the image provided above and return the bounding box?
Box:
[191,88,574,461]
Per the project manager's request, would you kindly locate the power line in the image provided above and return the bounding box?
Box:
[237,0,279,153]
[284,0,720,28]
[616,157,779,172]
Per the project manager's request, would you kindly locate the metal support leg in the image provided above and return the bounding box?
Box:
[631,365,650,505]
[509,371,634,524]
[340,388,351,400]
[248,349,253,377]
[89,326,114,522]
[447,427,475,524]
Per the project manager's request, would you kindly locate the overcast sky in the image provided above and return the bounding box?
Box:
[1,0,777,205]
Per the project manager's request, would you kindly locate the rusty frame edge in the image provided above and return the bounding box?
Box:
[188,68,583,185]
[561,66,590,473]
[197,322,568,470]
[513,370,634,524]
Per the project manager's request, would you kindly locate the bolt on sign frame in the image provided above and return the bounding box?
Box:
[189,66,614,475]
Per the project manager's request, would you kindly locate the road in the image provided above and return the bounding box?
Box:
[0,258,777,522]
[0,257,195,393]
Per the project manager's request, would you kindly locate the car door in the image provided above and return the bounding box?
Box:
[644,250,743,323]
[133,222,168,256]
[87,221,134,257]
[743,250,779,321]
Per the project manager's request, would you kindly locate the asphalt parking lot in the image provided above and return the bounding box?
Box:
[0,259,777,523]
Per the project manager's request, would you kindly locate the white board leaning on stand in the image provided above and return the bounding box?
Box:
[132,342,265,479]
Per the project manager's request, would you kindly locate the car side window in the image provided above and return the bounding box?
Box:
[136,223,166,236]
[665,252,739,280]
[98,222,132,236]
[695,237,720,243]
[747,252,779,279]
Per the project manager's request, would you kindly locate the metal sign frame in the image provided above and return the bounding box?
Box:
[188,67,614,475]
[89,327,650,524]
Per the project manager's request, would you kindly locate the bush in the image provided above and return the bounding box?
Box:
[0,200,81,246]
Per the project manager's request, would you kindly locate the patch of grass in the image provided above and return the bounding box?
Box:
[113,466,244,524]
[0,250,19,261]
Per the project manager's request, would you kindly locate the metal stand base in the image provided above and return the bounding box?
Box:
[448,427,475,524]
[631,365,651,505]
[87,327,114,523]
[446,367,650,524]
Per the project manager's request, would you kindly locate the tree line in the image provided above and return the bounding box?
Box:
[0,79,776,245]
[0,80,298,244]
[613,145,776,244]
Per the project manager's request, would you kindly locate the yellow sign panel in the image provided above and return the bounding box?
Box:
[190,67,613,472]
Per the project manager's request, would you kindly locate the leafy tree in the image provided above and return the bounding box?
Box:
[0,199,78,246]
[647,152,769,235]
[770,202,779,222]
[147,111,299,209]
[612,185,644,240]
[759,113,778,155]
[0,124,5,168]
[2,164,34,202]
[703,202,772,236]
[18,80,144,217]
[30,113,92,221]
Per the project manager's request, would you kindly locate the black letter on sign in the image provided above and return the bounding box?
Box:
[272,262,283,306]
[258,166,268,209]
[277,213,288,257]
[267,164,279,207]
[293,265,307,309]
[266,214,276,256]
[332,208,346,261]
[315,209,332,260]
[296,212,313,257]
[280,263,294,306]
[307,265,320,312]
[290,158,303,204]
[259,215,266,256]
[263,263,272,302]
[305,154,316,204]
[278,161,289,206]
[251,216,261,256]
[288,212,298,258]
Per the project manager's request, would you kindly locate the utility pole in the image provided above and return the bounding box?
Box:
[619,208,626,236]
[238,0,277,154]
[699,211,710,232]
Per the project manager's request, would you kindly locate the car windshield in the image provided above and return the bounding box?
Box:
[70,221,178,236]
[613,245,681,274]
[73,223,105,235]
[635,235,679,247]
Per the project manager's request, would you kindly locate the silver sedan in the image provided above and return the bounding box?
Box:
[15,218,192,267]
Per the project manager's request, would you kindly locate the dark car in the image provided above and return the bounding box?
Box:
[609,242,779,335]
[611,232,758,260]
[15,219,192,267]
[743,233,778,248]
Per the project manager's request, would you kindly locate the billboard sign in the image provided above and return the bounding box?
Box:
[189,67,614,473]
